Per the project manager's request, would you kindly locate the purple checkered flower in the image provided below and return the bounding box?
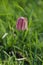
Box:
[16,17,28,30]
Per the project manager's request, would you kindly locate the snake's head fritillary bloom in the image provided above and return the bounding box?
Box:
[16,17,28,31]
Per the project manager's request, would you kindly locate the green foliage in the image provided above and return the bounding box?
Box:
[0,0,43,65]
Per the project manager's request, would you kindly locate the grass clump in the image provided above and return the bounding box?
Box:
[0,0,43,65]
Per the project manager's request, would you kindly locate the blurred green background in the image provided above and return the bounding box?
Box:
[0,0,43,65]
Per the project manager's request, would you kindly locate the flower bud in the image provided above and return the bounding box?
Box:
[16,17,28,30]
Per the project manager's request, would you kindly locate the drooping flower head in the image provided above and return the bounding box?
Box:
[16,17,28,30]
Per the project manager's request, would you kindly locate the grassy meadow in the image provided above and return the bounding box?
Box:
[0,0,43,65]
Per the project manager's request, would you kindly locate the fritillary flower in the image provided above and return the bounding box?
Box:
[16,17,28,30]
